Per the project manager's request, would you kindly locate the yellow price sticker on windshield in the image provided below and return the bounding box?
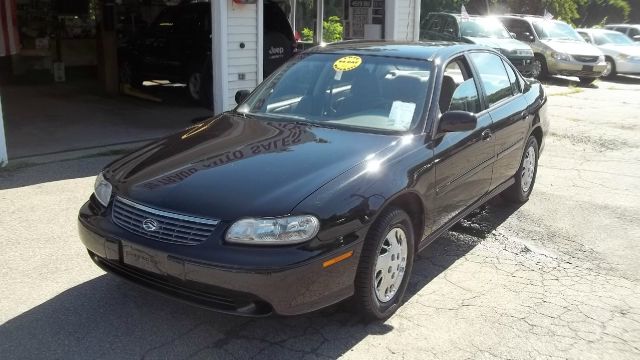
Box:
[333,56,362,72]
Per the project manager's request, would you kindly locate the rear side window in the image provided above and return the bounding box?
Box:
[443,17,457,37]
[469,52,514,107]
[629,28,640,37]
[428,15,444,32]
[502,60,520,95]
[502,18,534,41]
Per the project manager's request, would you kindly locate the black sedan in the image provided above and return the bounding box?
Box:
[79,41,548,320]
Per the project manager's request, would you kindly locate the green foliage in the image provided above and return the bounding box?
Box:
[301,27,314,42]
[323,16,344,43]
[300,17,344,43]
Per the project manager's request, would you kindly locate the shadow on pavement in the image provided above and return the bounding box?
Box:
[541,76,599,89]
[0,198,520,359]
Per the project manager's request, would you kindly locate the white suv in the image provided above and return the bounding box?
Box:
[499,15,607,84]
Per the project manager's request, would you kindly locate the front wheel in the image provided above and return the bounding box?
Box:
[602,58,616,79]
[353,207,415,320]
[502,136,539,204]
[531,55,548,79]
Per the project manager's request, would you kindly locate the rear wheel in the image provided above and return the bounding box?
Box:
[354,207,414,320]
[502,136,539,204]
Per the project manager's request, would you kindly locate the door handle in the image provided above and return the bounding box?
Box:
[481,129,493,141]
[519,111,528,120]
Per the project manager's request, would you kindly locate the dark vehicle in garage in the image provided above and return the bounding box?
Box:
[80,41,548,320]
[119,0,296,106]
[420,13,535,77]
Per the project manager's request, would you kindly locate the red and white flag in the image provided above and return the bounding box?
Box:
[0,0,19,57]
[543,9,554,20]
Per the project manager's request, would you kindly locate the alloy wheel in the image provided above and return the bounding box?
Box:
[602,60,613,78]
[521,145,536,193]
[373,227,408,303]
[530,59,542,79]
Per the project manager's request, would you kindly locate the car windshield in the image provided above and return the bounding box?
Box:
[533,21,583,41]
[594,32,634,45]
[238,53,432,132]
[461,18,511,39]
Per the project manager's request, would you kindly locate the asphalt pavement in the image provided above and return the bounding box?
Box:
[1,76,639,359]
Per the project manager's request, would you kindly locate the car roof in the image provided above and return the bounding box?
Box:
[498,14,567,24]
[578,28,621,35]
[605,24,640,27]
[305,40,490,62]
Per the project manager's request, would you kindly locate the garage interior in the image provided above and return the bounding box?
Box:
[0,0,415,162]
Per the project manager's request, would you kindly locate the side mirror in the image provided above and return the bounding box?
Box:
[438,111,478,133]
[235,90,251,105]
[521,32,534,42]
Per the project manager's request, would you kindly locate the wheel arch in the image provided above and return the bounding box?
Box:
[379,191,426,250]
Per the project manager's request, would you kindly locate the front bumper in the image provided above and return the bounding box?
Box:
[547,57,607,77]
[78,201,364,316]
[507,56,534,76]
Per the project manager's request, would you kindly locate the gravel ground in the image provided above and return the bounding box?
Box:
[1,76,639,359]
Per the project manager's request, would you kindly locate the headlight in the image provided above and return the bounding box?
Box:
[552,52,571,61]
[226,215,320,245]
[94,172,113,207]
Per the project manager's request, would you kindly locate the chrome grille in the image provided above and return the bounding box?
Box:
[112,197,219,245]
[573,55,599,63]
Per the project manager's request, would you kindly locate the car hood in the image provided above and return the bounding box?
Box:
[600,44,640,56]
[104,114,399,221]
[542,39,603,56]
[467,37,531,52]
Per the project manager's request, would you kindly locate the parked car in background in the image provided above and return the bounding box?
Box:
[499,15,606,84]
[604,24,640,42]
[577,28,640,78]
[79,41,548,320]
[421,13,535,76]
[119,0,296,107]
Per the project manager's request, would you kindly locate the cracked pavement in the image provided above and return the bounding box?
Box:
[1,76,640,359]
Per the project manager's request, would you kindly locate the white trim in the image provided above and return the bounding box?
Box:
[257,0,264,82]
[211,0,229,114]
[385,0,396,40]
[0,95,6,167]
[413,0,421,41]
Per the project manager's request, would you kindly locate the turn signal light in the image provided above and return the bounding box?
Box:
[322,251,354,268]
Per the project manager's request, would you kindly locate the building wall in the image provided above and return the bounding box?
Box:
[226,2,261,109]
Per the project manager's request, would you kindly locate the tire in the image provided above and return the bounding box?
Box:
[502,136,539,204]
[353,207,415,321]
[532,54,548,79]
[579,77,597,85]
[187,66,203,103]
[119,60,142,88]
[603,57,616,79]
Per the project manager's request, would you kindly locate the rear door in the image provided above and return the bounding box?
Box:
[431,56,495,230]
[468,51,530,190]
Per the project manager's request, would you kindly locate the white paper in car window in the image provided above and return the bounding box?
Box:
[388,101,416,130]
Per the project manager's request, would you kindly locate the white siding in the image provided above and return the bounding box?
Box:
[226,2,259,110]
[385,0,421,41]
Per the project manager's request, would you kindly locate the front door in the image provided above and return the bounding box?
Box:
[431,56,495,231]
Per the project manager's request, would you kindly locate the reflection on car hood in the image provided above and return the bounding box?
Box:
[467,37,531,53]
[542,40,603,56]
[105,114,400,220]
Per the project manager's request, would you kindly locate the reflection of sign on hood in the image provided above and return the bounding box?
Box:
[141,122,316,190]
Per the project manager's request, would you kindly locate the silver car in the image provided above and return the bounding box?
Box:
[604,24,640,42]
[578,28,640,78]
[499,15,607,84]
